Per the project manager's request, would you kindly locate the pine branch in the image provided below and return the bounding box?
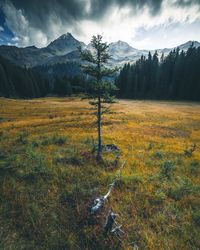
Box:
[81,65,99,77]
[100,67,119,77]
[78,47,96,64]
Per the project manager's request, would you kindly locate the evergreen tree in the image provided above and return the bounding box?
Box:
[80,35,118,161]
[116,46,200,101]
[0,55,50,98]
[53,77,72,96]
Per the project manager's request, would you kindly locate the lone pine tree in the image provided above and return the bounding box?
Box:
[80,35,118,161]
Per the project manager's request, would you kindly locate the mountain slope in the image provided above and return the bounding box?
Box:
[47,33,86,56]
[108,41,149,65]
[0,33,85,67]
[0,33,199,71]
[178,40,200,50]
[156,41,200,54]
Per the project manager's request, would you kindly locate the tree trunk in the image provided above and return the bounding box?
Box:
[97,95,102,162]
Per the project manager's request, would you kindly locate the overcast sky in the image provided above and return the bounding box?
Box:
[0,0,200,49]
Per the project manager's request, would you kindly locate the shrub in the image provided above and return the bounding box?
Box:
[192,211,200,227]
[168,178,194,200]
[189,161,200,174]
[161,161,175,179]
[153,190,166,204]
[0,154,17,174]
[184,144,196,157]
[154,151,163,159]
[31,140,39,148]
[16,131,28,145]
[147,142,154,150]
[0,131,6,141]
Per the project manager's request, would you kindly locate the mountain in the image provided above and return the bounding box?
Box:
[108,41,149,65]
[156,41,200,55]
[109,41,138,58]
[178,40,200,50]
[0,33,85,67]
[0,44,55,67]
[47,33,86,56]
[0,33,199,78]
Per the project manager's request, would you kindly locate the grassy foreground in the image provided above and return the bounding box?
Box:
[0,97,200,250]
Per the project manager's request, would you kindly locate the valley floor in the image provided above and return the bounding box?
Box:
[0,97,200,249]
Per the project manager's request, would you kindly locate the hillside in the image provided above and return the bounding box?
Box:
[0,97,200,249]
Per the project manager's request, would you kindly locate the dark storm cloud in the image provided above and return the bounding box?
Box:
[3,0,200,27]
[1,0,165,44]
[7,0,87,30]
[5,0,200,29]
[1,0,200,47]
[87,0,163,18]
[175,0,200,7]
[8,0,163,23]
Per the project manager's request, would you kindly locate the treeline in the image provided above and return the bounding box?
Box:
[1,45,200,100]
[53,76,86,96]
[0,56,50,98]
[0,55,85,98]
[116,46,200,101]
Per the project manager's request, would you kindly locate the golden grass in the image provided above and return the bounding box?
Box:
[0,97,200,250]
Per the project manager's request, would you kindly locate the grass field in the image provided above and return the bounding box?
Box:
[0,97,200,250]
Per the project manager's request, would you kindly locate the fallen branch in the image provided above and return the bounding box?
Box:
[90,180,117,214]
[129,242,139,250]
[104,210,119,235]
[111,225,125,238]
[104,210,125,243]
[89,157,138,248]
[92,142,120,155]
[90,159,127,214]
[115,159,127,179]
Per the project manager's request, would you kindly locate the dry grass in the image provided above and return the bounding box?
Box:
[0,97,200,250]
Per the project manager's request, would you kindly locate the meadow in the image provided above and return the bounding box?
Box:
[0,97,200,250]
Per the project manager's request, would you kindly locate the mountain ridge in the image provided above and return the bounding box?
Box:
[0,33,199,70]
[47,32,86,56]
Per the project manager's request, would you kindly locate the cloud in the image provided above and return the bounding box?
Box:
[11,36,19,42]
[7,0,200,23]
[0,25,4,32]
[1,0,200,48]
[77,0,200,48]
[132,19,200,49]
[2,1,48,47]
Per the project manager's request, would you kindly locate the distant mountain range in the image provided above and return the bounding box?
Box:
[0,32,199,78]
